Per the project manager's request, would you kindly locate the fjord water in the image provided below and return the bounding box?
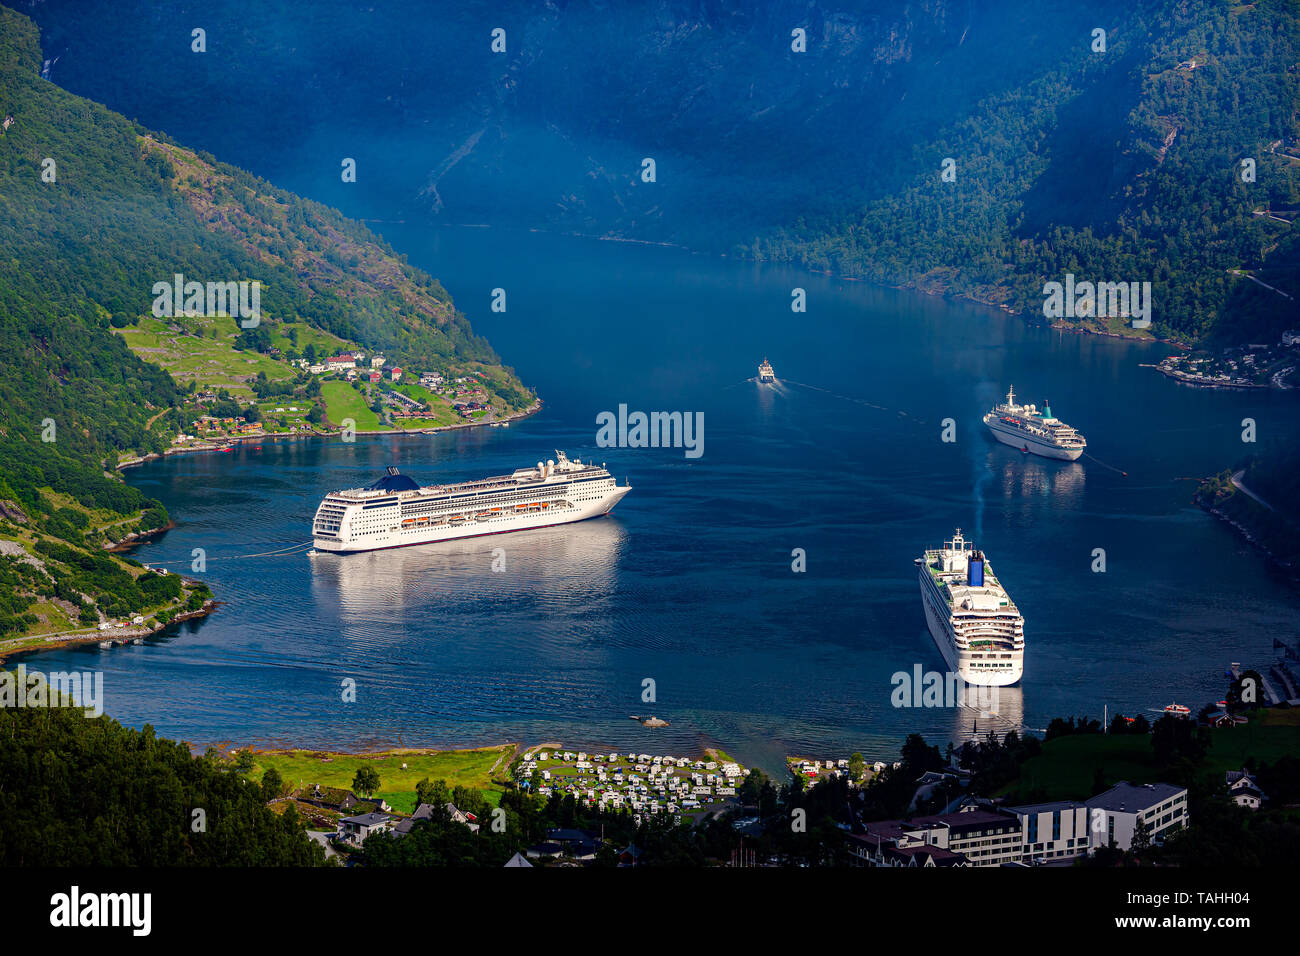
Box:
[35,227,1300,772]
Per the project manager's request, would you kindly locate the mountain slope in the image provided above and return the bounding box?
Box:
[0,6,531,640]
[18,0,1296,345]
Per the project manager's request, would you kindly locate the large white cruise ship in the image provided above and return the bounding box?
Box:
[311,451,631,553]
[983,386,1086,460]
[915,529,1024,686]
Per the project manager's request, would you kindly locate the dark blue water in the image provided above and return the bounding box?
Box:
[28,227,1300,774]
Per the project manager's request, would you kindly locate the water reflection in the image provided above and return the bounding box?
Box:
[993,451,1085,506]
[309,518,627,623]
[948,684,1025,743]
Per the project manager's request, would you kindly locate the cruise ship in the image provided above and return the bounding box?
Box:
[758,358,776,383]
[311,451,631,553]
[983,386,1086,460]
[915,530,1024,686]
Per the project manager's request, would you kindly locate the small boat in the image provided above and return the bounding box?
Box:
[1163,703,1191,717]
[98,641,113,649]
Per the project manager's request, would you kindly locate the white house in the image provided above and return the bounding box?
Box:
[337,811,394,845]
[1225,769,1267,810]
[1085,781,1189,851]
[1009,800,1091,863]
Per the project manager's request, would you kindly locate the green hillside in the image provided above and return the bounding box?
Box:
[755,0,1300,345]
[0,7,532,641]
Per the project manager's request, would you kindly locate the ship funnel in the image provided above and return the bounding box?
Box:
[967,551,985,587]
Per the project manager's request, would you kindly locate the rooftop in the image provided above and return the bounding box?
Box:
[1086,781,1185,813]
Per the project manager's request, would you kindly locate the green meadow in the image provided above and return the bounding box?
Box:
[251,746,512,814]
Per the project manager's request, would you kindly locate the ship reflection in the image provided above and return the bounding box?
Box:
[309,518,628,624]
[949,683,1026,743]
[992,451,1085,506]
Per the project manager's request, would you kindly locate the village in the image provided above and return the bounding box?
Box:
[514,748,748,823]
[1153,330,1299,389]
[174,348,502,447]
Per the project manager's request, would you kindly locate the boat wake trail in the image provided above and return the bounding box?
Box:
[1082,452,1128,477]
[782,380,927,424]
[206,541,316,561]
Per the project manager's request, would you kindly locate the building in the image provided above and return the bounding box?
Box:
[445,803,480,833]
[370,354,386,368]
[1225,769,1266,810]
[1282,330,1300,347]
[1085,781,1188,850]
[389,366,403,382]
[847,808,1021,867]
[369,370,382,383]
[543,828,601,860]
[420,372,444,387]
[1009,800,1091,864]
[337,811,394,845]
[393,803,436,836]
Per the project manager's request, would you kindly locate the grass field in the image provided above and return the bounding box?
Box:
[1001,712,1300,801]
[250,746,512,814]
[115,315,296,399]
[392,383,462,427]
[321,381,383,431]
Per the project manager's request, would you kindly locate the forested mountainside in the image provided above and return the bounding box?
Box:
[0,701,324,865]
[0,7,530,639]
[17,0,1298,344]
[757,0,1300,345]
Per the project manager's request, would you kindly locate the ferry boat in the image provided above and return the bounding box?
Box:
[758,358,776,383]
[915,529,1024,686]
[1162,703,1191,717]
[983,386,1086,461]
[311,451,631,553]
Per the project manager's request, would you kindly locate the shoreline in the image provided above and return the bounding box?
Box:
[114,398,543,471]
[0,599,220,665]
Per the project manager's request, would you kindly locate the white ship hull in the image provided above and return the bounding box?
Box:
[984,417,1083,461]
[314,489,628,554]
[916,529,1024,687]
[919,570,1023,686]
[312,452,631,555]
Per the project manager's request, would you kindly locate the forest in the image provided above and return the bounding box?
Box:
[755,0,1300,345]
[0,5,533,636]
[0,701,324,865]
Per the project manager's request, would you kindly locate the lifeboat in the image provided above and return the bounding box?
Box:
[401,519,415,527]
[416,516,429,526]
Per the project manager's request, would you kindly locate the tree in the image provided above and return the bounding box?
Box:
[233,750,256,774]
[848,752,866,783]
[1131,817,1153,856]
[415,777,451,807]
[261,767,284,801]
[353,766,381,798]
